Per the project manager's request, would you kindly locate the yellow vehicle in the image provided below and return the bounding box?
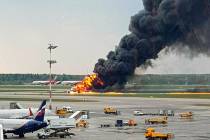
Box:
[145,117,168,125]
[76,120,88,128]
[179,112,193,118]
[55,106,74,116]
[56,109,66,116]
[104,106,119,115]
[145,127,174,140]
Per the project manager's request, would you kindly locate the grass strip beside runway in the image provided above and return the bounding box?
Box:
[0,97,98,102]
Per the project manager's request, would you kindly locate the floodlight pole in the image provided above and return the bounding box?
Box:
[48,44,58,110]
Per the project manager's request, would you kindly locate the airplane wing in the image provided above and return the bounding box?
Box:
[9,115,33,119]
[9,115,25,119]
[8,108,34,119]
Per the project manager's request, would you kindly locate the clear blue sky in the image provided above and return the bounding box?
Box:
[0,0,142,74]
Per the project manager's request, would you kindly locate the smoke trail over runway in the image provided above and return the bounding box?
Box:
[93,0,210,90]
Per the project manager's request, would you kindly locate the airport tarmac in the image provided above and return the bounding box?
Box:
[1,94,210,140]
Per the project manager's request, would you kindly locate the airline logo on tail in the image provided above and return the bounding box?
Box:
[34,100,46,122]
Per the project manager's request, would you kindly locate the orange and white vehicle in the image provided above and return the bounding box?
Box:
[145,128,174,140]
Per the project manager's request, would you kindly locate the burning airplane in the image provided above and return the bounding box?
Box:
[72,0,210,93]
[71,73,104,93]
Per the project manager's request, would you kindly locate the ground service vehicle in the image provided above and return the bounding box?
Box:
[115,120,123,127]
[127,119,137,126]
[115,119,137,127]
[133,110,144,116]
[37,118,75,139]
[104,106,120,115]
[145,117,168,125]
[145,128,174,140]
[100,124,111,128]
[37,129,75,139]
[179,112,193,118]
[56,106,73,116]
[76,120,88,128]
[159,110,174,116]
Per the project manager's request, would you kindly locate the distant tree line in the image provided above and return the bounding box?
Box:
[0,74,210,85]
[129,74,210,85]
[0,74,84,85]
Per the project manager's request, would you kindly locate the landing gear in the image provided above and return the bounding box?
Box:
[19,133,24,138]
[3,134,7,139]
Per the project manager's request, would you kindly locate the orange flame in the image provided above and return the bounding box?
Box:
[72,73,104,93]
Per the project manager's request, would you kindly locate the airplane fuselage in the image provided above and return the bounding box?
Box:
[0,108,53,119]
[0,119,47,135]
[0,100,48,138]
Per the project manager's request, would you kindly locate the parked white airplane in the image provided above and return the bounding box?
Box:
[32,76,61,85]
[0,100,48,139]
[0,102,54,119]
[32,80,61,85]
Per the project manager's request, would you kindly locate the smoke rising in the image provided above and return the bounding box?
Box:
[93,0,210,90]
[137,48,210,74]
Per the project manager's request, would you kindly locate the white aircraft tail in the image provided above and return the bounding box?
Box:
[53,75,57,81]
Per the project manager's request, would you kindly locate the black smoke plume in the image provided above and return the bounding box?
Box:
[93,0,210,90]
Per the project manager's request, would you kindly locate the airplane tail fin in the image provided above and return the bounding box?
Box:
[53,75,57,81]
[28,107,34,116]
[34,100,46,122]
